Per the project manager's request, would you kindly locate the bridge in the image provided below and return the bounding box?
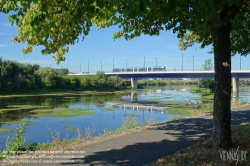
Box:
[106,102,167,112]
[69,70,250,93]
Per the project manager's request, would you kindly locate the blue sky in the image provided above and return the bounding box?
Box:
[0,13,249,73]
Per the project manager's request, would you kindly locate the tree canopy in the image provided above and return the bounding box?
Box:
[1,0,250,149]
[1,1,249,63]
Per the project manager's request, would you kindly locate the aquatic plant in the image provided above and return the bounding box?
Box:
[0,119,27,159]
[63,126,77,130]
[31,107,96,117]
[0,128,14,133]
[102,107,115,111]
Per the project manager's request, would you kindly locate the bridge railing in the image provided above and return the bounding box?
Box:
[68,68,250,75]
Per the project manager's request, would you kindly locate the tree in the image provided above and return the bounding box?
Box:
[199,59,215,91]
[57,68,69,76]
[203,59,213,71]
[34,67,56,89]
[1,0,250,149]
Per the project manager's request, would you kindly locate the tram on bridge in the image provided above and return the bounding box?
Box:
[112,66,166,72]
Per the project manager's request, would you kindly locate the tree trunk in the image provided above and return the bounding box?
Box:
[210,23,232,149]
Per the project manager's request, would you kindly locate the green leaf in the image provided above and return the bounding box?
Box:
[139,0,146,12]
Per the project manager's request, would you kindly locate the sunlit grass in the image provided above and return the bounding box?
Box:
[155,101,182,107]
[202,94,214,99]
[190,88,212,94]
[0,108,21,112]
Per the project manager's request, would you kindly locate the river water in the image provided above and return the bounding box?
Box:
[0,86,249,150]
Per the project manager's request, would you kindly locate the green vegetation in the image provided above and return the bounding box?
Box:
[166,103,213,117]
[138,79,198,86]
[146,121,250,166]
[0,128,14,133]
[3,121,36,125]
[7,105,51,109]
[0,105,51,113]
[151,97,161,100]
[155,101,182,107]
[0,58,130,93]
[102,108,115,111]
[31,108,96,117]
[0,108,21,112]
[202,94,214,100]
[121,116,139,129]
[0,120,28,159]
[0,115,143,158]
[239,79,250,86]
[189,88,211,94]
[2,0,250,150]
[197,59,215,92]
[63,126,78,130]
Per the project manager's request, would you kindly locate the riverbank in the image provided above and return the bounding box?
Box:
[0,89,133,98]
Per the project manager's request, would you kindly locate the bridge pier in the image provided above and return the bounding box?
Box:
[130,91,138,102]
[232,93,239,104]
[131,78,138,89]
[232,78,239,93]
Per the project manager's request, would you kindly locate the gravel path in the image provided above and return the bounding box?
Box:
[2,105,250,166]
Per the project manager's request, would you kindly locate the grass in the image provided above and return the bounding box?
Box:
[145,121,250,166]
[165,103,213,117]
[0,90,129,99]
[0,128,14,133]
[190,88,212,94]
[30,108,96,117]
[202,94,214,99]
[0,108,22,112]
[102,107,115,111]
[191,97,202,100]
[6,105,50,108]
[155,101,182,107]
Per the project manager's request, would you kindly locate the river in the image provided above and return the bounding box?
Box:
[0,85,249,150]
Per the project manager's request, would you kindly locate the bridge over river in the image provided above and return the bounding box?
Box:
[69,70,250,93]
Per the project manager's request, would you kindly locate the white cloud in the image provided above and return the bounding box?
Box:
[0,44,7,47]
